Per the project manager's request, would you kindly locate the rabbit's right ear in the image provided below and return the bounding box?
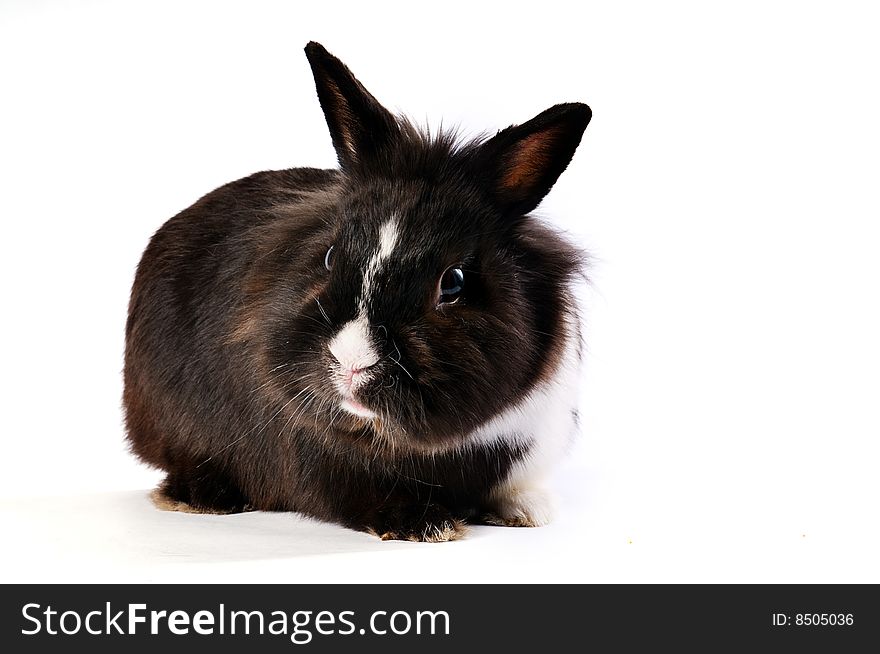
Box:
[304,42,399,170]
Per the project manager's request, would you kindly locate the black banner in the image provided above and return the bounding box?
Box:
[1,584,876,651]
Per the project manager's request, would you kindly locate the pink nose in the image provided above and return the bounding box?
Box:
[341,366,380,389]
[340,366,368,389]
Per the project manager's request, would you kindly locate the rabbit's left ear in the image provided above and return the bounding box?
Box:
[472,103,591,217]
[304,42,399,170]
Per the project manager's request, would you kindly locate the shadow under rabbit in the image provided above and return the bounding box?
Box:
[0,490,429,571]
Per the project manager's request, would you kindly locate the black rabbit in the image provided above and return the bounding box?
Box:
[124,42,591,541]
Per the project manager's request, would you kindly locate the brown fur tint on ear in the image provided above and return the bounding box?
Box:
[500,131,557,193]
[478,102,591,217]
[323,77,357,158]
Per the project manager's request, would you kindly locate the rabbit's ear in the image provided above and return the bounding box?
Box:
[473,103,591,217]
[304,42,399,170]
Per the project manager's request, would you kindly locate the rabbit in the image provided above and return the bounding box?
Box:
[123,41,591,542]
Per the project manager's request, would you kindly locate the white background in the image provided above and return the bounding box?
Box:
[1,0,878,583]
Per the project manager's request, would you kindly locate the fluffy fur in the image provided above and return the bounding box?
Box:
[124,42,592,541]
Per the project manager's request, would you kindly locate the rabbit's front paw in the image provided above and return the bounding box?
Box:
[367,502,468,542]
[482,487,554,527]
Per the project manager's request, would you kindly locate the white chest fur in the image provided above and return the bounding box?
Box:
[463,308,582,525]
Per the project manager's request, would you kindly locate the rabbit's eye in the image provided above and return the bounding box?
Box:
[324,246,335,271]
[438,266,464,304]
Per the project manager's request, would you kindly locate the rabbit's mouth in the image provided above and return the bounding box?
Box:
[331,359,380,419]
[340,395,377,419]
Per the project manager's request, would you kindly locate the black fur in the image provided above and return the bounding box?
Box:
[124,42,591,540]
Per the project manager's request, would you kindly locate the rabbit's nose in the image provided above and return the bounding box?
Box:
[338,363,376,390]
[328,317,380,380]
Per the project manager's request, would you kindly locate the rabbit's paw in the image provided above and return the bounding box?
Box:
[367,503,468,542]
[481,487,554,527]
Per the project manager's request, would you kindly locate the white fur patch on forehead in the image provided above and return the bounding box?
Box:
[377,218,399,260]
[359,216,399,312]
[328,315,379,371]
